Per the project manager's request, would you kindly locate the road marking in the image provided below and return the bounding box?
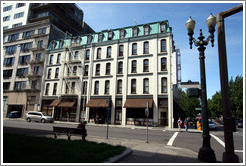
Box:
[235,150,243,153]
[167,132,179,146]
[210,134,225,147]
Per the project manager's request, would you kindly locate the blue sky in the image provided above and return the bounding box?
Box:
[77,2,244,99]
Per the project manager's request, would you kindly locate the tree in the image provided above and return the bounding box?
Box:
[207,91,222,118]
[178,88,201,118]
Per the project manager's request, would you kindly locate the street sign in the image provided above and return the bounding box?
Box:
[195,108,202,111]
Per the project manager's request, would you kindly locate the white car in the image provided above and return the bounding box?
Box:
[26,111,54,123]
[209,121,216,130]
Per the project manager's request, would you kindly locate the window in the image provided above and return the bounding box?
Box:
[16,3,25,8]
[14,81,26,90]
[71,82,75,93]
[57,54,61,64]
[108,31,113,40]
[160,22,166,33]
[3,70,13,78]
[74,51,79,60]
[31,80,37,89]
[84,65,89,76]
[131,60,137,73]
[97,48,101,59]
[69,52,72,60]
[4,57,15,67]
[161,77,167,93]
[132,27,138,37]
[85,50,90,60]
[117,80,122,94]
[73,66,77,75]
[144,41,149,54]
[45,83,50,95]
[6,45,17,54]
[20,42,33,52]
[131,79,136,94]
[107,46,111,58]
[34,66,39,75]
[55,68,59,78]
[49,55,53,64]
[47,69,52,79]
[14,12,24,19]
[120,29,125,39]
[3,26,8,30]
[143,78,149,94]
[3,16,10,22]
[119,45,124,57]
[3,83,10,90]
[98,33,103,42]
[161,58,167,71]
[23,30,34,38]
[59,40,64,48]
[82,81,87,95]
[51,41,56,49]
[95,64,100,75]
[105,80,110,94]
[106,63,111,75]
[3,5,12,12]
[132,43,137,55]
[36,53,42,61]
[87,35,92,44]
[18,55,30,65]
[118,62,123,74]
[161,39,166,52]
[8,33,19,41]
[38,28,46,35]
[53,83,57,95]
[16,68,28,77]
[12,23,22,28]
[94,81,99,95]
[76,37,81,44]
[37,40,43,48]
[143,59,149,72]
[67,67,72,76]
[65,82,70,94]
[144,25,149,35]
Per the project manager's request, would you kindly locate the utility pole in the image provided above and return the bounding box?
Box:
[216,4,242,163]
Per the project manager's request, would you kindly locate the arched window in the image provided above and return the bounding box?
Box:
[131,79,136,94]
[108,31,113,40]
[49,55,53,64]
[75,51,79,60]
[161,77,167,93]
[161,57,167,71]
[94,81,99,95]
[45,83,50,95]
[106,63,111,75]
[105,80,110,94]
[118,61,123,74]
[47,69,52,79]
[96,64,100,75]
[56,54,61,64]
[107,46,111,58]
[87,35,92,44]
[98,33,103,42]
[85,49,90,60]
[143,78,149,94]
[117,79,122,94]
[55,68,59,78]
[84,65,89,76]
[73,66,77,75]
[143,59,149,72]
[53,83,57,95]
[144,41,149,54]
[132,26,138,37]
[120,29,125,39]
[132,60,137,73]
[59,40,64,48]
[97,48,101,59]
[119,45,124,56]
[51,41,56,49]
[160,22,167,33]
[161,39,166,52]
[132,43,137,55]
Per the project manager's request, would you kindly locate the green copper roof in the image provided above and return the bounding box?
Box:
[48,20,172,50]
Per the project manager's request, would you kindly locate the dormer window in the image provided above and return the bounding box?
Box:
[132,27,138,37]
[59,40,64,48]
[51,41,56,49]
[76,37,81,44]
[160,22,167,33]
[120,29,125,39]
[108,31,113,40]
[87,35,92,44]
[98,33,103,42]
[144,25,150,35]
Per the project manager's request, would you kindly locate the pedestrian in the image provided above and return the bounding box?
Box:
[77,121,87,140]
[184,118,189,132]
[177,118,182,131]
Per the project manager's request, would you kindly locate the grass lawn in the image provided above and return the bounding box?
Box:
[3,133,126,163]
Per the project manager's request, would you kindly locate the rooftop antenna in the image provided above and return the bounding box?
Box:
[134,19,137,25]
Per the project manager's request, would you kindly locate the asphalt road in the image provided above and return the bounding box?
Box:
[2,119,244,163]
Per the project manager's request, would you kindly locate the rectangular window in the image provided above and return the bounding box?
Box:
[16,68,28,77]
[132,43,137,55]
[6,45,17,54]
[31,80,37,90]
[55,68,59,78]
[96,64,100,75]
[12,23,22,28]
[3,26,8,30]
[45,83,50,95]
[161,58,167,71]
[87,35,92,44]
[34,66,39,75]
[106,63,111,75]
[3,70,13,78]
[14,81,26,91]
[82,81,87,95]
[119,45,124,56]
[143,78,149,93]
[131,79,136,94]
[98,33,103,42]
[18,55,30,65]
[86,50,90,60]
[132,60,137,73]
[23,30,34,39]
[94,81,99,95]
[105,80,110,94]
[3,83,10,91]
[84,65,89,76]
[97,48,101,59]
[108,32,113,40]
[71,82,75,93]
[144,42,149,54]
[4,57,15,67]
[143,59,149,72]
[117,80,122,94]
[16,3,25,8]
[3,16,10,22]
[37,40,43,48]
[161,39,166,52]
[107,47,111,58]
[161,78,167,93]
[144,26,149,35]
[20,42,33,52]
[8,33,19,41]
[3,5,12,12]
[120,29,125,39]
[36,53,42,61]
[14,12,24,19]
[133,27,138,37]
[118,62,123,74]
[38,28,46,34]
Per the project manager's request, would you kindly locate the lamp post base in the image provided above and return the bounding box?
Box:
[198,146,216,163]
[222,152,239,163]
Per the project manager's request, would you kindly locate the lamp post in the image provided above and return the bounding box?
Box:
[186,14,217,163]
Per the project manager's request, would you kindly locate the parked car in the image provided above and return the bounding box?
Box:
[236,120,243,128]
[209,121,216,130]
[7,111,21,118]
[26,111,54,123]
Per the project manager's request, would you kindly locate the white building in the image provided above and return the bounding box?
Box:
[41,20,181,128]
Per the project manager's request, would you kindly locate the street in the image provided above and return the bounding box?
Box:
[2,119,244,163]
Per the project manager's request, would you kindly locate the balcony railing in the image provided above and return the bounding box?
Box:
[28,58,44,64]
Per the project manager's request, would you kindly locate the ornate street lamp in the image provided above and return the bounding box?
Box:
[186,14,217,163]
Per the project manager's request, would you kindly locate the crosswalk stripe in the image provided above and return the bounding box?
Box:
[167,132,179,146]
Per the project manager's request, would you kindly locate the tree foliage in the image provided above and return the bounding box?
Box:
[178,88,201,118]
[208,75,243,119]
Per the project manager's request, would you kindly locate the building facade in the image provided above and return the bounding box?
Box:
[42,20,181,128]
[2,3,94,118]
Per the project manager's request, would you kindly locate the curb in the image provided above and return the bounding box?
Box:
[103,148,133,163]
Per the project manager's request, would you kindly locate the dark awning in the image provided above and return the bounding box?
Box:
[50,99,62,107]
[58,100,76,107]
[123,98,153,108]
[86,99,108,108]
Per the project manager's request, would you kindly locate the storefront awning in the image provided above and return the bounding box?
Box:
[123,98,153,108]
[49,99,62,107]
[86,99,108,108]
[58,100,76,107]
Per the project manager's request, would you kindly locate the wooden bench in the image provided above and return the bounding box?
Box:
[53,126,87,141]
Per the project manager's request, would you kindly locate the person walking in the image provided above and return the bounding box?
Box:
[184,118,189,132]
[177,118,182,131]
